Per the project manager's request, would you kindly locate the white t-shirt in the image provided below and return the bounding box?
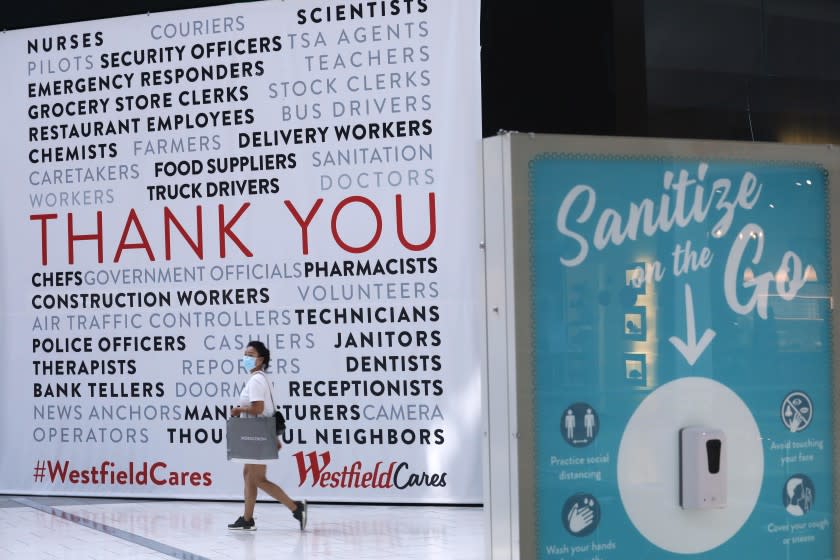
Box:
[238,372,274,418]
[232,372,278,464]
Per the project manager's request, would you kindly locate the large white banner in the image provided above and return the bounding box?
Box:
[0,0,483,502]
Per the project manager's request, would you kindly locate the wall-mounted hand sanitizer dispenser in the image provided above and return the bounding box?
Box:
[680,427,726,509]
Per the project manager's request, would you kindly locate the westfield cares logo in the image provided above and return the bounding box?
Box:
[294,451,446,489]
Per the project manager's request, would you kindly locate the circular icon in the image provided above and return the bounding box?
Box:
[783,474,815,517]
[561,493,600,537]
[617,377,763,554]
[561,403,599,447]
[781,391,813,433]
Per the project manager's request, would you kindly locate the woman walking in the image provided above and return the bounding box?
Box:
[228,340,307,531]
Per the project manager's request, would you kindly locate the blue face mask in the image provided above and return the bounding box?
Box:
[242,356,257,371]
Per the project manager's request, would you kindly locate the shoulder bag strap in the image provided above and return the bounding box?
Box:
[255,372,276,414]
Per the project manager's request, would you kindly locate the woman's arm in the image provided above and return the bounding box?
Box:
[232,400,265,416]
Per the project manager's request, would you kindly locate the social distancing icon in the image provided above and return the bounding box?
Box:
[562,403,599,447]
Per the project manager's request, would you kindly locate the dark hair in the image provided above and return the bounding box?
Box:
[246,340,270,371]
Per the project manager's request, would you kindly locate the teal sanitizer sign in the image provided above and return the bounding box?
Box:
[529,155,832,559]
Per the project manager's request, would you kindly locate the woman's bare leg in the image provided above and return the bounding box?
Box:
[250,464,297,510]
[243,464,259,519]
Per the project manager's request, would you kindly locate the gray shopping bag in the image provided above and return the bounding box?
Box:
[226,416,279,460]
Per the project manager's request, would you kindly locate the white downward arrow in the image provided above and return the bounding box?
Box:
[668,284,716,366]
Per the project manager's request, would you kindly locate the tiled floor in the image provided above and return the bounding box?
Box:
[0,496,483,560]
